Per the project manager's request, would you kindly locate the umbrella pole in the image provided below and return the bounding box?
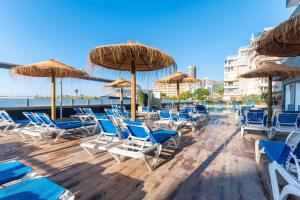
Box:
[120,87,124,108]
[267,76,273,127]
[131,64,136,120]
[60,78,63,119]
[176,81,180,111]
[51,75,56,121]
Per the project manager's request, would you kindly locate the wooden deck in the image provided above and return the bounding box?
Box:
[0,113,293,200]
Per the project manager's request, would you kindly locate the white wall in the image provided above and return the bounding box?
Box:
[285,84,291,110]
[296,82,300,110]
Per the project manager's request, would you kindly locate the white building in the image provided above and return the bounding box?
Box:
[223,30,283,101]
[188,65,197,78]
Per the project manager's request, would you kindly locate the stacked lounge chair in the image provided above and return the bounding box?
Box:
[80,115,129,155]
[108,119,181,171]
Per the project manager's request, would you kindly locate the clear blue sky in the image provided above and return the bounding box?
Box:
[0,0,294,97]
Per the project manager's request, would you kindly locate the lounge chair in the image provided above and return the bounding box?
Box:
[256,132,300,200]
[141,106,158,119]
[255,131,300,164]
[104,108,117,118]
[0,177,74,200]
[241,109,271,138]
[108,120,181,171]
[236,106,252,126]
[177,112,200,132]
[70,107,91,121]
[0,110,30,131]
[35,112,96,143]
[80,116,129,156]
[154,110,181,130]
[0,160,36,185]
[271,111,300,137]
[194,105,208,119]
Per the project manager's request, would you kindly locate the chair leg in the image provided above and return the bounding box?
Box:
[82,146,95,157]
[255,140,262,164]
[151,144,162,170]
[54,130,65,143]
[269,162,281,200]
[280,184,300,200]
[268,129,275,140]
[241,126,245,136]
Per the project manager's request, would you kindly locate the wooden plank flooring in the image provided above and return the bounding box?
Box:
[0,113,294,200]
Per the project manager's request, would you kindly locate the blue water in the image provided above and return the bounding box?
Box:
[0,98,130,108]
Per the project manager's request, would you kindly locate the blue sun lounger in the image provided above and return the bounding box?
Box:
[271,111,300,137]
[0,111,30,131]
[0,161,36,186]
[34,113,96,143]
[0,177,74,200]
[254,131,300,200]
[240,109,271,138]
[81,115,129,155]
[109,119,181,171]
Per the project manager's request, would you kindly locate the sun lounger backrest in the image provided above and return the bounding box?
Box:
[23,112,42,125]
[74,107,84,115]
[98,118,116,134]
[196,105,206,113]
[35,113,57,128]
[247,110,265,123]
[0,111,14,123]
[277,112,299,126]
[83,108,94,115]
[159,110,171,119]
[105,109,116,117]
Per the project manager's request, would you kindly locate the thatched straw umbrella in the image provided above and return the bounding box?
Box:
[88,42,176,120]
[11,59,88,120]
[238,62,300,127]
[255,14,300,57]
[156,72,201,111]
[103,78,131,107]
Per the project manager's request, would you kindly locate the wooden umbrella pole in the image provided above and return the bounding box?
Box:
[120,87,124,108]
[267,76,273,127]
[51,74,56,121]
[131,63,136,120]
[176,81,180,111]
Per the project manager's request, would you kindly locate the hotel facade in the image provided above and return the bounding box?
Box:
[223,30,282,101]
[152,65,201,97]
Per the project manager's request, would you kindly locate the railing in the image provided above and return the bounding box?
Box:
[0,98,131,108]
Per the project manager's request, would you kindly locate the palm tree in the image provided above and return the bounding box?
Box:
[74,89,79,97]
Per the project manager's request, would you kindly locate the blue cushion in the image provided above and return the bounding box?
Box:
[14,119,30,124]
[99,120,116,133]
[0,177,66,200]
[152,129,178,136]
[278,113,298,125]
[56,122,94,129]
[259,140,291,164]
[150,132,172,144]
[0,161,32,185]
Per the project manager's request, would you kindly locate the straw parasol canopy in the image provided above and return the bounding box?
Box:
[11,59,88,120]
[156,72,201,111]
[103,78,130,88]
[11,59,87,78]
[182,76,201,84]
[103,78,131,107]
[255,14,300,57]
[88,42,176,120]
[238,62,300,79]
[156,72,187,84]
[238,62,300,128]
